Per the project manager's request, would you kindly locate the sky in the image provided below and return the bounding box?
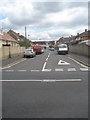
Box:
[0,0,89,41]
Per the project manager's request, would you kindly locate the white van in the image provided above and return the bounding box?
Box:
[57,44,69,54]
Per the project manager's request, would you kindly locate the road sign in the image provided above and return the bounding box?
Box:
[58,60,70,65]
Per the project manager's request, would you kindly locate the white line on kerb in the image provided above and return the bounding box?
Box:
[0,79,82,82]
[68,57,88,68]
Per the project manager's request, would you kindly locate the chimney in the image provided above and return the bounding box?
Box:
[85,29,87,32]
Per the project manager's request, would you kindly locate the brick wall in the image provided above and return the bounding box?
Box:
[0,46,25,59]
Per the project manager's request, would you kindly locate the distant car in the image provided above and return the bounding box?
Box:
[41,47,45,53]
[57,44,69,54]
[24,49,36,58]
[49,47,55,51]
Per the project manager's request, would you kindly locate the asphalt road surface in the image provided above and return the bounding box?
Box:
[1,49,89,118]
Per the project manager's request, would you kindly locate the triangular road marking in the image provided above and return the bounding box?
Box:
[58,60,70,65]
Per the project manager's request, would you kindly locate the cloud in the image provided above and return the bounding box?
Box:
[0,0,88,41]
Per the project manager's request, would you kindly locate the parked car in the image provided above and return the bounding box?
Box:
[24,48,36,58]
[33,45,44,54]
[57,44,69,54]
[49,47,55,51]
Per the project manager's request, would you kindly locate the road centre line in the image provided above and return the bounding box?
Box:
[68,57,88,68]
[46,57,48,61]
[42,62,47,71]
[46,53,50,61]
[48,53,50,58]
[0,79,82,82]
[42,53,51,71]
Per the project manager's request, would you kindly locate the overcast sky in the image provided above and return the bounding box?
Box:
[0,0,89,41]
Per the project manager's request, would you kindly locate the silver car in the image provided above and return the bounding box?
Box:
[24,49,36,58]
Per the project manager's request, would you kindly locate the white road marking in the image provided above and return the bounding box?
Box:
[46,57,48,61]
[80,68,89,71]
[42,62,47,71]
[18,70,27,72]
[58,60,70,65]
[42,53,51,71]
[5,70,14,72]
[2,66,11,70]
[42,69,51,72]
[0,79,82,82]
[68,57,88,68]
[30,70,40,72]
[48,53,50,58]
[55,69,64,71]
[2,58,26,70]
[68,68,76,71]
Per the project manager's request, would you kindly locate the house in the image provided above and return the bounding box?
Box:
[56,37,71,45]
[7,29,21,41]
[0,32,18,47]
[7,29,31,48]
[75,29,90,42]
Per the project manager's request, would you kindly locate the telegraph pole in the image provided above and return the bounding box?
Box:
[25,26,27,38]
[25,26,27,48]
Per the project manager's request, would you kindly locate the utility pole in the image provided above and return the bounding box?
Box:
[25,26,27,38]
[25,26,27,48]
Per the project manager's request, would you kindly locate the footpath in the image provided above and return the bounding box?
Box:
[2,55,24,67]
[69,52,90,67]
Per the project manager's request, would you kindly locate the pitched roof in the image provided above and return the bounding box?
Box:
[0,33,18,43]
[9,29,20,37]
[79,30,90,37]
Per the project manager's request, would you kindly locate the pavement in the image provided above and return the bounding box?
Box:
[1,49,89,118]
[2,54,24,67]
[69,52,90,67]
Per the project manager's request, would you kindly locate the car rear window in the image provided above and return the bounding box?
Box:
[58,45,67,48]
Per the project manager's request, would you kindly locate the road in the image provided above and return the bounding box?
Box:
[1,49,89,118]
